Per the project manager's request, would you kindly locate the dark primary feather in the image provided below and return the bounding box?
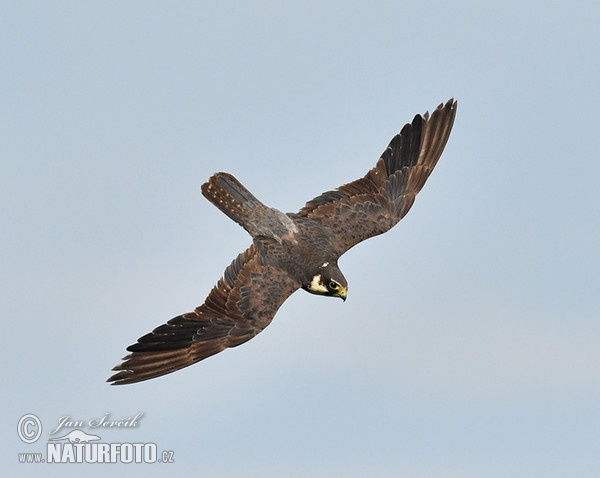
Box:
[108,246,300,384]
[297,98,457,255]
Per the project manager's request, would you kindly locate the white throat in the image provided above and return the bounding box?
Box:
[308,274,328,294]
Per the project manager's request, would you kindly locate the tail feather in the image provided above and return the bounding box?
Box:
[201,172,265,228]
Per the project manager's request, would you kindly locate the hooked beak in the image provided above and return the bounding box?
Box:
[338,288,347,302]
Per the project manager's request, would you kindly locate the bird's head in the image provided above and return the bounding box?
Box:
[303,262,347,301]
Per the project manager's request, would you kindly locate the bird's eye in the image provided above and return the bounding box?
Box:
[329,281,339,290]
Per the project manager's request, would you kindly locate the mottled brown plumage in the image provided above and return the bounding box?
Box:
[108,99,457,385]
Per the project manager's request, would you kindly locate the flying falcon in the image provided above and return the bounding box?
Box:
[108,99,457,385]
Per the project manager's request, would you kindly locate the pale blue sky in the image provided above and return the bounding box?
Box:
[3,1,599,477]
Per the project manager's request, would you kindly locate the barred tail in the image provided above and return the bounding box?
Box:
[201,172,265,228]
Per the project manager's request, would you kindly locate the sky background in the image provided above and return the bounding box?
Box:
[2,1,599,477]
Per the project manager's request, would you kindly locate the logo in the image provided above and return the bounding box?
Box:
[17,413,175,465]
[48,430,101,443]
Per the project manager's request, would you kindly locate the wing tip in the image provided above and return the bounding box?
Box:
[426,97,458,119]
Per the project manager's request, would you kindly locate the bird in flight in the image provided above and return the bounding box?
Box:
[108,99,457,385]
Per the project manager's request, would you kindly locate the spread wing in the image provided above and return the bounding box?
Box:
[297,99,457,256]
[108,245,300,385]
